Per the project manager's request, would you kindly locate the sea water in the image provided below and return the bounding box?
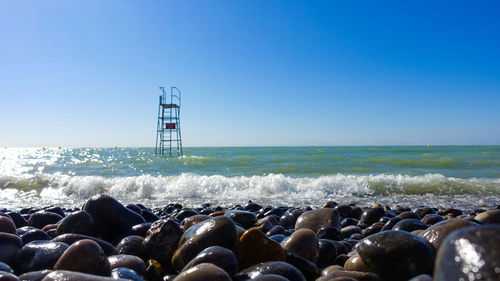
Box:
[1,146,499,210]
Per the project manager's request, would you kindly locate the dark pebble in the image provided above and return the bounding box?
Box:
[16,241,69,273]
[234,261,305,281]
[53,239,111,276]
[182,246,238,276]
[55,210,94,236]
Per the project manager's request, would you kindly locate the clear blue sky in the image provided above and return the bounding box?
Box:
[1,1,499,147]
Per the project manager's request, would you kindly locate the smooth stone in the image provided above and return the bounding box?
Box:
[225,210,257,229]
[41,270,127,281]
[317,239,337,268]
[53,239,111,276]
[317,270,381,281]
[116,235,146,259]
[233,261,305,281]
[343,254,375,273]
[340,218,358,228]
[18,270,52,281]
[42,208,64,218]
[108,254,146,276]
[420,214,444,225]
[333,205,352,218]
[55,210,94,236]
[0,272,19,281]
[437,208,462,217]
[21,229,52,244]
[140,209,159,223]
[111,267,143,281]
[392,218,428,232]
[16,241,69,273]
[16,226,36,236]
[284,251,319,281]
[251,274,290,281]
[294,208,340,233]
[414,207,435,218]
[4,212,28,228]
[340,225,361,239]
[145,259,164,281]
[52,233,117,256]
[181,215,210,232]
[434,225,500,281]
[357,230,435,281]
[408,274,432,281]
[129,223,153,237]
[83,195,146,242]
[0,262,13,274]
[318,277,357,281]
[182,246,237,276]
[279,209,304,230]
[397,211,420,220]
[175,209,198,222]
[361,222,384,237]
[142,219,182,267]
[266,225,286,236]
[171,216,239,272]
[269,234,287,243]
[317,226,341,241]
[358,207,385,226]
[28,212,63,230]
[474,209,500,224]
[281,229,319,263]
[380,217,401,231]
[320,265,344,276]
[0,233,23,264]
[173,263,231,281]
[419,218,478,250]
[255,216,276,233]
[245,202,262,212]
[0,217,16,234]
[238,228,285,270]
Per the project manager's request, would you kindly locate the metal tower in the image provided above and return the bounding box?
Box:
[155,86,183,156]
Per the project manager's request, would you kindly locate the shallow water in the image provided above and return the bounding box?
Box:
[1,146,499,210]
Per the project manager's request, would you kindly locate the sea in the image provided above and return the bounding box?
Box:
[1,146,499,210]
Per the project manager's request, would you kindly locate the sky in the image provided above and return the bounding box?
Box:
[0,1,499,147]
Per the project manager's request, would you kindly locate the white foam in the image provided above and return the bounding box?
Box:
[0,172,499,210]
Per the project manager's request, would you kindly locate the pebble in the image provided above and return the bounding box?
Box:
[316,270,381,281]
[281,229,319,263]
[0,271,19,281]
[28,211,63,230]
[173,263,231,281]
[357,230,435,281]
[20,229,52,244]
[224,210,257,229]
[142,219,182,268]
[294,208,340,232]
[418,218,478,250]
[238,228,285,270]
[108,254,146,276]
[41,270,127,281]
[111,267,143,281]
[434,225,500,281]
[55,210,94,236]
[358,207,385,226]
[392,218,428,232]
[0,233,23,265]
[0,217,16,234]
[233,261,305,281]
[83,195,146,242]
[317,239,337,268]
[52,233,117,256]
[171,216,239,272]
[53,239,111,276]
[16,241,69,273]
[182,246,238,276]
[474,209,500,224]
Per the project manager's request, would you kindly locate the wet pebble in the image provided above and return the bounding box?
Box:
[281,229,319,263]
[474,209,500,224]
[111,267,143,281]
[225,210,257,229]
[358,207,385,226]
[392,218,428,232]
[233,261,305,281]
[41,270,126,281]
[238,228,285,270]
[434,225,500,281]
[171,216,239,272]
[419,218,478,250]
[108,254,146,276]
[52,233,117,256]
[53,239,111,276]
[55,210,94,236]
[83,195,146,242]
[28,212,63,230]
[182,246,238,276]
[173,263,231,281]
[142,219,182,268]
[16,241,69,273]
[294,208,340,233]
[0,217,16,234]
[0,233,23,265]
[20,229,52,244]
[357,230,435,281]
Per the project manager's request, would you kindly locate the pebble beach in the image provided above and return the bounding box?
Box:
[0,194,499,281]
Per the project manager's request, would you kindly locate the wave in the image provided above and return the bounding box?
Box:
[1,172,499,201]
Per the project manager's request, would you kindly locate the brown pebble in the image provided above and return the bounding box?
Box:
[0,233,23,265]
[182,246,238,276]
[317,270,381,281]
[0,217,16,234]
[343,254,375,273]
[418,218,478,250]
[474,209,500,224]
[281,229,319,263]
[294,208,340,232]
[238,228,285,270]
[41,270,126,280]
[54,239,111,276]
[173,263,231,281]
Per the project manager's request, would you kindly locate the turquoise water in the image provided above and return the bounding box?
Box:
[1,146,499,209]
